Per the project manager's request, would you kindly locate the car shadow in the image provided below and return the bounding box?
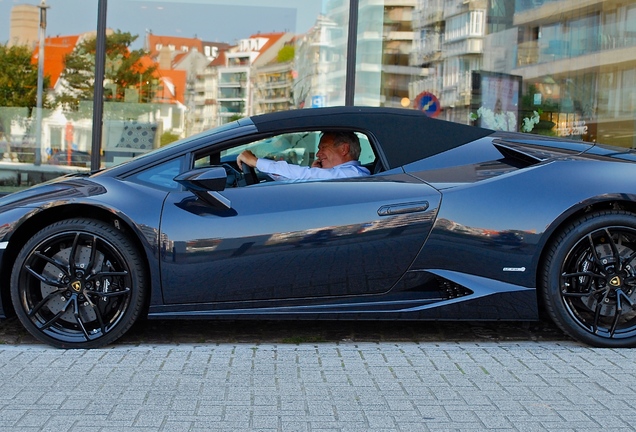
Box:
[0,317,572,346]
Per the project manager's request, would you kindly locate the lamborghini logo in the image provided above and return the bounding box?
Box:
[71,281,82,292]
[609,276,621,287]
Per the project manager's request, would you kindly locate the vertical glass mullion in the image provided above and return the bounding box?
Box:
[345,0,359,106]
[91,0,108,171]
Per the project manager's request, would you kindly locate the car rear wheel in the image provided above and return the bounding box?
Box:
[542,210,636,347]
[10,218,146,349]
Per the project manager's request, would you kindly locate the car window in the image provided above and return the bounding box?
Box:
[127,158,183,190]
[194,131,376,187]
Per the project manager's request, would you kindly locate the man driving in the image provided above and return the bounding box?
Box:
[236,131,370,182]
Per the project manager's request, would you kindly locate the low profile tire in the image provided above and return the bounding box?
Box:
[542,210,636,347]
[10,218,146,349]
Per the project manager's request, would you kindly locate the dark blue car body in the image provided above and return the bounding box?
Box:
[2,107,636,348]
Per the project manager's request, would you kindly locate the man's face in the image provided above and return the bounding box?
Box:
[316,135,349,169]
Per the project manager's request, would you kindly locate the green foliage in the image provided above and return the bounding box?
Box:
[0,44,52,117]
[277,45,295,63]
[57,31,157,115]
[160,131,181,147]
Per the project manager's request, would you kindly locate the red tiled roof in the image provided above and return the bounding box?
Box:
[248,32,285,59]
[147,34,203,58]
[154,68,186,104]
[172,51,188,66]
[208,49,227,67]
[32,35,80,88]
[138,54,186,104]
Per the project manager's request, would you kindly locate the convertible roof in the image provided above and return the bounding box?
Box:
[249,106,494,169]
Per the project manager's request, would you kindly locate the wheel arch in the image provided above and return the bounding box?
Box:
[0,203,153,319]
[534,196,636,308]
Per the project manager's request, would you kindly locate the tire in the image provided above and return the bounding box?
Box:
[10,218,146,349]
[541,210,636,347]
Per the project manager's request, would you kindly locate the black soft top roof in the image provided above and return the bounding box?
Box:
[250,106,494,169]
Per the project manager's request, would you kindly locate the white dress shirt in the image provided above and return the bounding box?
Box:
[255,159,370,182]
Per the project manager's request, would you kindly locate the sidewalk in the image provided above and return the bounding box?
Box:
[1,320,636,431]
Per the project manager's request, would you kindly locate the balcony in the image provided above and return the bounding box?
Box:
[516,32,636,68]
[442,38,483,58]
[219,72,248,86]
[218,101,245,114]
[218,88,246,99]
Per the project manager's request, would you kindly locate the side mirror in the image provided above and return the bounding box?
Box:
[174,167,231,209]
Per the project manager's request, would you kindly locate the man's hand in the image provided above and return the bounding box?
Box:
[237,150,257,170]
[311,158,322,168]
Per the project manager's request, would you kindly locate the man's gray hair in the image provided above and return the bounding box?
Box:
[322,131,362,160]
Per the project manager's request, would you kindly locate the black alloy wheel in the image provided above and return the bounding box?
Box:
[542,210,636,347]
[10,218,146,349]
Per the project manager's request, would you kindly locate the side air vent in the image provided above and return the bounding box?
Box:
[438,278,473,299]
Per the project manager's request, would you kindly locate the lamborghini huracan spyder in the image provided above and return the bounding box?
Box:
[1,107,635,348]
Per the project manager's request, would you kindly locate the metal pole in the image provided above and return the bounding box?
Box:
[34,0,49,166]
[345,0,359,106]
[90,0,108,170]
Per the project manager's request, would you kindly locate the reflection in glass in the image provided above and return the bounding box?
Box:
[4,0,636,192]
[1,2,95,192]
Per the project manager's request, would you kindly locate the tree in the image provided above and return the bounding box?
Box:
[277,45,295,63]
[160,131,180,147]
[57,31,158,115]
[0,44,52,131]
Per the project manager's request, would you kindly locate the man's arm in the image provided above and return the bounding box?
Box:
[236,150,258,170]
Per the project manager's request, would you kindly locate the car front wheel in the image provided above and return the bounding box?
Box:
[10,218,146,349]
[542,210,636,347]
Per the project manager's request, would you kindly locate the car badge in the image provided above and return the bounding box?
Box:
[610,276,621,287]
[71,281,82,292]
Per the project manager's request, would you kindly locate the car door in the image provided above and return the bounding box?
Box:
[159,174,441,305]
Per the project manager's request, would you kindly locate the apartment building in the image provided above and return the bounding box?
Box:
[251,44,295,116]
[410,0,488,123]
[513,0,636,146]
[410,0,636,146]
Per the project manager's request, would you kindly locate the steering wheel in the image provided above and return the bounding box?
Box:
[241,162,258,186]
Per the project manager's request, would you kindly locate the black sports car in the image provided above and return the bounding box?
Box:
[1,106,636,348]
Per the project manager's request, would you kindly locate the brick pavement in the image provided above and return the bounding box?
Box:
[1,329,636,431]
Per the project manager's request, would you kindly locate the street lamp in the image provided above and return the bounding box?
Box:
[34,0,50,166]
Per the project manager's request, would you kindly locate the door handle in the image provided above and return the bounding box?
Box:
[377,201,429,216]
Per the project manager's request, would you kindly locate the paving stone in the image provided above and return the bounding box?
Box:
[2,319,636,431]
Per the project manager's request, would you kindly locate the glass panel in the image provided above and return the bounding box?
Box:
[0,1,96,191]
[401,0,636,148]
[102,0,328,166]
[356,0,416,107]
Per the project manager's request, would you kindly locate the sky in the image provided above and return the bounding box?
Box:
[0,0,323,46]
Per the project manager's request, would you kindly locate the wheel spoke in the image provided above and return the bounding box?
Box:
[622,249,636,268]
[25,265,66,288]
[68,232,82,274]
[72,298,92,340]
[562,287,605,298]
[27,289,65,317]
[587,234,605,268]
[609,291,625,337]
[562,271,600,279]
[33,252,69,275]
[86,287,131,298]
[624,276,636,286]
[87,270,128,280]
[85,235,99,273]
[91,300,107,336]
[39,297,72,331]
[604,228,622,270]
[592,294,606,335]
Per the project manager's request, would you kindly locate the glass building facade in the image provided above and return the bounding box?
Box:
[0,0,635,186]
